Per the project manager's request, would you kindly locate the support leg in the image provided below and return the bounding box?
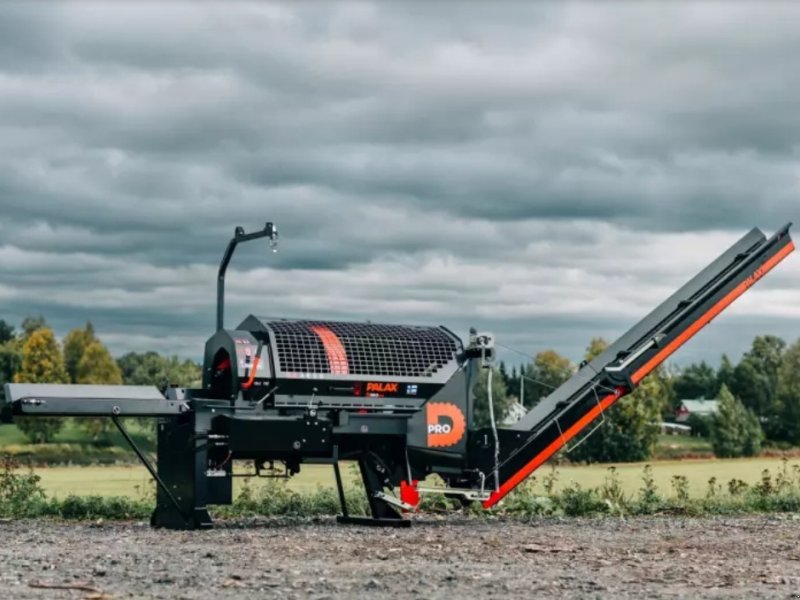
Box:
[333,460,349,519]
[150,415,213,530]
[336,453,410,528]
[111,415,190,528]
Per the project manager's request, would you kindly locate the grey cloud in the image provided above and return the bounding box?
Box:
[0,1,798,366]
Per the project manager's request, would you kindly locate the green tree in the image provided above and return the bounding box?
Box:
[13,328,68,443]
[672,361,718,401]
[63,322,96,383]
[569,338,668,463]
[0,338,22,413]
[117,351,201,390]
[76,341,122,385]
[507,364,520,399]
[20,316,47,340]
[0,337,22,389]
[498,361,509,386]
[76,340,123,441]
[711,384,763,458]
[775,339,800,445]
[0,320,15,345]
[685,413,712,438]
[472,367,512,429]
[521,350,574,408]
[716,354,735,394]
[729,335,785,432]
[584,337,608,362]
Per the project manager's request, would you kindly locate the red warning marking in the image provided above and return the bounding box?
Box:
[310,325,350,375]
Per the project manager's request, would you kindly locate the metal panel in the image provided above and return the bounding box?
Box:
[4,383,185,416]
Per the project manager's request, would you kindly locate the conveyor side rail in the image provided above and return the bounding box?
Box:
[482,224,794,508]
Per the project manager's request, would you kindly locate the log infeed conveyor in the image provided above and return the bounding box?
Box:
[2,221,795,528]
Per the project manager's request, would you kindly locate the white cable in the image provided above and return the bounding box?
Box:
[484,349,500,493]
[496,341,619,396]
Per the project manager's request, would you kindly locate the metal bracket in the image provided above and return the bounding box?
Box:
[415,486,492,502]
[374,491,416,512]
[111,415,190,526]
[604,332,666,373]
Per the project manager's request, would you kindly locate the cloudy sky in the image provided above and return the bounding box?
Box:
[0,2,798,368]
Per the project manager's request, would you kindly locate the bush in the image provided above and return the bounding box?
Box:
[54,495,150,520]
[558,484,608,516]
[0,455,47,517]
[711,385,763,458]
[598,467,627,515]
[635,464,662,513]
[7,458,800,522]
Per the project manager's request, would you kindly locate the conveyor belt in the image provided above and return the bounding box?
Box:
[483,224,794,508]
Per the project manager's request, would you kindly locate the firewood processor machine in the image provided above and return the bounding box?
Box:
[3,221,795,528]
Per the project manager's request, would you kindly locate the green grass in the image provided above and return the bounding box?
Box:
[7,456,800,521]
[0,420,154,465]
[22,456,799,500]
[654,433,713,457]
[0,421,788,503]
[548,457,791,496]
[28,462,361,499]
[0,423,27,445]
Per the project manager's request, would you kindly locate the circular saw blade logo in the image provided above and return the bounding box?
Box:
[426,402,466,448]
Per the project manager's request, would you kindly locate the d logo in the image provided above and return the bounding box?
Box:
[426,402,466,448]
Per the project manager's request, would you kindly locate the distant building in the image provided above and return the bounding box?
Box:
[660,422,692,435]
[675,399,719,423]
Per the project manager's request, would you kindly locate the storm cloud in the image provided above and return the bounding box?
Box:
[0,1,798,365]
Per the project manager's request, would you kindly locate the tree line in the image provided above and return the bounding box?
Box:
[2,314,798,463]
[0,317,200,443]
[475,334,800,463]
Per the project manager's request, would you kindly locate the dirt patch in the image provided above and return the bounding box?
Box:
[2,515,800,599]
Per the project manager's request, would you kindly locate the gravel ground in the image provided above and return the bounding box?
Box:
[3,515,800,599]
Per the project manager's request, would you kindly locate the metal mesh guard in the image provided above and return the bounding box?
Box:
[266,320,459,377]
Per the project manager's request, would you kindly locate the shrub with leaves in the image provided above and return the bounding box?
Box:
[0,456,47,517]
[711,385,763,458]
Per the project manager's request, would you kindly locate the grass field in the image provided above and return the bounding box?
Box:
[25,462,358,499]
[654,433,713,457]
[0,421,154,449]
[1,421,788,501]
[546,457,788,496]
[25,456,800,500]
[0,421,155,465]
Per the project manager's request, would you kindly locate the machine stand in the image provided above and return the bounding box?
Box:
[335,515,411,528]
[333,459,349,519]
[335,453,411,528]
[149,414,217,530]
[111,415,205,529]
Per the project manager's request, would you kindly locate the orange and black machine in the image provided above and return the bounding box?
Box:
[4,222,795,528]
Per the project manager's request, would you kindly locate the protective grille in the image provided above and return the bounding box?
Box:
[266,320,459,377]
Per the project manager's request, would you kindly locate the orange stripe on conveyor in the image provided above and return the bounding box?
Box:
[311,325,350,375]
[482,387,624,509]
[631,240,795,385]
[483,239,795,509]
